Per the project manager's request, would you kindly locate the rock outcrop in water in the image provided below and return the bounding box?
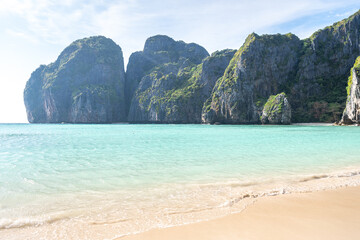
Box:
[340,56,360,124]
[126,35,211,123]
[261,93,291,124]
[24,36,126,123]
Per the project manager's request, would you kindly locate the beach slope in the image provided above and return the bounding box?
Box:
[123,186,360,240]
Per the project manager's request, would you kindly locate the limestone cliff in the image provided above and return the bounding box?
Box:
[291,10,360,122]
[127,35,213,123]
[340,56,360,124]
[202,33,301,124]
[24,36,126,123]
[203,10,360,124]
[23,10,360,125]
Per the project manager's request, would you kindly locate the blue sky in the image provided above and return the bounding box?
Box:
[0,0,359,123]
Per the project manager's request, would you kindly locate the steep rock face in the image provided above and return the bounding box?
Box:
[127,35,214,123]
[202,33,302,124]
[125,51,155,114]
[203,10,360,124]
[261,93,291,124]
[291,10,360,122]
[24,10,360,125]
[125,35,210,115]
[24,36,126,123]
[340,56,360,124]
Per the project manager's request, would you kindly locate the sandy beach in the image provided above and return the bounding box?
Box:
[1,184,360,240]
[123,186,360,240]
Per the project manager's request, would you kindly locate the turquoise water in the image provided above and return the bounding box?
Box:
[1,124,360,238]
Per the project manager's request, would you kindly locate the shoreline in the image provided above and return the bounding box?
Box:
[122,185,360,240]
[0,122,336,125]
[291,122,334,126]
[1,168,360,239]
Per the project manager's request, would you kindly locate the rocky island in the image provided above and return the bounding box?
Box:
[24,10,360,124]
[24,36,126,123]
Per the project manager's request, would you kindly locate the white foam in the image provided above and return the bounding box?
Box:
[2,167,360,239]
[0,217,48,229]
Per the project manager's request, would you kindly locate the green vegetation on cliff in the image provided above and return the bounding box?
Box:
[260,92,291,124]
[24,10,360,125]
[127,35,211,122]
[135,62,202,114]
[203,32,301,124]
[262,93,285,117]
[340,54,360,124]
[347,56,360,96]
[203,10,360,124]
[220,33,257,89]
[290,10,360,123]
[128,39,236,123]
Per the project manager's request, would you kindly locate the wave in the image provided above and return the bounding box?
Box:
[0,216,61,230]
[219,168,360,208]
[2,168,360,234]
[299,170,360,182]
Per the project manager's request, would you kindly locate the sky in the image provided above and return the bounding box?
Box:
[0,0,359,123]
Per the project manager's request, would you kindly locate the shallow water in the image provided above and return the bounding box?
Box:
[1,124,360,239]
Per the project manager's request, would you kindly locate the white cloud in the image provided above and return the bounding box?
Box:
[1,0,359,56]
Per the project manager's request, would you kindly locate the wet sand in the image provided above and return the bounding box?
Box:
[123,186,360,240]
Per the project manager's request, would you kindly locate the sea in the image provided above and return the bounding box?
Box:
[1,123,360,239]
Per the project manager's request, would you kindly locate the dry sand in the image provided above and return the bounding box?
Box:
[122,186,360,240]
